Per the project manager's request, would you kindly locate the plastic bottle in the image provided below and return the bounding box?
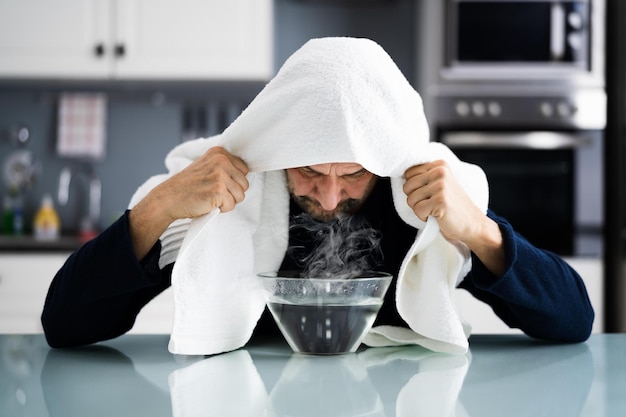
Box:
[33,194,61,240]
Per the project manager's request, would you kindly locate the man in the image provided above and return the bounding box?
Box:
[41,38,594,349]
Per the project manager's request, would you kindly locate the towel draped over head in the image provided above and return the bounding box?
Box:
[129,37,489,355]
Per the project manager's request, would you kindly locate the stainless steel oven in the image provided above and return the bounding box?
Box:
[431,96,605,257]
[439,130,603,256]
[426,85,606,256]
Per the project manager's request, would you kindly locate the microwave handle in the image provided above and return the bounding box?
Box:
[551,3,566,60]
[440,132,592,150]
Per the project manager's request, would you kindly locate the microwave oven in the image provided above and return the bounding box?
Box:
[441,0,603,81]
[415,0,605,130]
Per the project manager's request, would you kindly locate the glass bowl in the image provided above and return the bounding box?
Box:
[258,271,392,355]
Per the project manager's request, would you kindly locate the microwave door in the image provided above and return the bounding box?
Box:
[450,0,590,67]
[455,2,552,63]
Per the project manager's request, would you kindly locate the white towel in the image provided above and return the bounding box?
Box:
[129,37,488,355]
[57,93,107,160]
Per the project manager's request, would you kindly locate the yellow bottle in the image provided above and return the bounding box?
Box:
[34,194,61,240]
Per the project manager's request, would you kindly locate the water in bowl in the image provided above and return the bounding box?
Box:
[267,299,382,354]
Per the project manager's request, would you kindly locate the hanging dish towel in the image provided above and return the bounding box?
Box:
[129,37,489,356]
[57,93,107,160]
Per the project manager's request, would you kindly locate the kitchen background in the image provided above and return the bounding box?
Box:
[0,0,416,236]
[0,0,616,334]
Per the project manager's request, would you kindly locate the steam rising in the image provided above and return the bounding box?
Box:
[288,214,383,279]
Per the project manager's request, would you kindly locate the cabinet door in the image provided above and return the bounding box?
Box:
[0,253,70,333]
[0,252,172,335]
[0,0,112,78]
[113,0,273,80]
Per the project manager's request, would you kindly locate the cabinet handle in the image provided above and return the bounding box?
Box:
[115,44,126,58]
[94,43,105,58]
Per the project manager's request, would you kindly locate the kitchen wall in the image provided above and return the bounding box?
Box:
[0,0,416,236]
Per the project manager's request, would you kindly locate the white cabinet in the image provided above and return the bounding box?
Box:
[0,253,70,334]
[0,252,172,334]
[0,0,273,80]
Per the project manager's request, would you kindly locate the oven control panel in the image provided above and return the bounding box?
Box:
[434,89,605,129]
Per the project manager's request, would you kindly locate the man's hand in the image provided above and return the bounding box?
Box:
[403,160,506,276]
[155,146,250,221]
[403,160,485,243]
[129,146,249,260]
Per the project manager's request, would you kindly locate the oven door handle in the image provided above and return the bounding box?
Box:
[440,132,592,149]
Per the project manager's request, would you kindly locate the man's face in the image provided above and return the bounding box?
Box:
[286,163,378,222]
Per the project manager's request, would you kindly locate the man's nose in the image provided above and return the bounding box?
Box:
[316,176,343,210]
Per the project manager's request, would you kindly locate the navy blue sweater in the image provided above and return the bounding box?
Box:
[41,178,594,348]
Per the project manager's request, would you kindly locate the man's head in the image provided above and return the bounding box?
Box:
[286,163,378,222]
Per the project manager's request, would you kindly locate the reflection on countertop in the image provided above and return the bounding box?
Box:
[1,333,624,417]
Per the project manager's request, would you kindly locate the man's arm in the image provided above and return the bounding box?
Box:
[42,146,251,348]
[41,212,172,348]
[460,211,594,342]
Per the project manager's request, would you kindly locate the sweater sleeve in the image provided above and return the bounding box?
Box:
[458,210,595,343]
[41,210,172,348]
